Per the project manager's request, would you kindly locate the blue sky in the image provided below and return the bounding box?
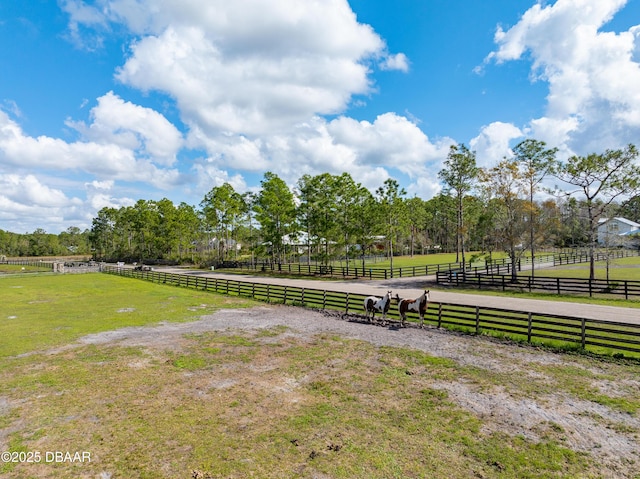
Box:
[1,0,640,234]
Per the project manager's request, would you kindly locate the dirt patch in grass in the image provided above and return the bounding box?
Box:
[1,305,639,478]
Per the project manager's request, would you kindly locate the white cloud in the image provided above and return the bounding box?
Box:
[0,109,182,188]
[407,176,441,200]
[328,113,452,172]
[528,116,580,157]
[486,0,640,152]
[191,163,248,198]
[187,112,452,198]
[60,0,108,50]
[67,91,183,165]
[470,122,523,167]
[0,174,87,233]
[104,0,406,140]
[0,174,72,208]
[379,53,410,72]
[61,0,420,188]
[85,180,135,210]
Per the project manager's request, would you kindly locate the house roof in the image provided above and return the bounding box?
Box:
[598,217,640,228]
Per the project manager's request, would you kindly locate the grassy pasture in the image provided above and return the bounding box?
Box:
[0,274,258,358]
[0,264,51,274]
[520,255,640,281]
[440,254,640,308]
[1,274,639,478]
[356,252,494,268]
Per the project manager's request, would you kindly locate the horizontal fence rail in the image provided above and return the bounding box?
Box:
[229,260,471,279]
[218,250,639,280]
[102,265,640,357]
[436,270,640,300]
[0,260,103,274]
[0,260,54,272]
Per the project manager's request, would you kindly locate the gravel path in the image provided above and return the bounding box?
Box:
[73,304,640,478]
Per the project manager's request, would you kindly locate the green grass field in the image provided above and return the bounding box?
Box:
[520,255,640,281]
[342,252,498,268]
[0,264,51,274]
[0,274,258,357]
[2,274,639,477]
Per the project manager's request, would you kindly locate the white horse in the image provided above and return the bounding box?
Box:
[395,290,430,328]
[363,290,393,323]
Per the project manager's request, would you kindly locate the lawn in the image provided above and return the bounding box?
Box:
[0,273,258,357]
[521,255,640,281]
[3,274,637,477]
[0,264,51,274]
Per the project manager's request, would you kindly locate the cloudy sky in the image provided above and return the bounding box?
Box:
[1,0,640,234]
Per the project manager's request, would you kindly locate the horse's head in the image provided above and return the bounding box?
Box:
[423,290,431,301]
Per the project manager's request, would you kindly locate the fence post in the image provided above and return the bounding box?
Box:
[437,303,442,328]
[581,318,587,349]
[323,290,327,310]
[557,278,560,295]
[345,292,349,313]
[527,312,533,343]
[284,286,287,304]
[267,284,270,302]
[475,306,480,335]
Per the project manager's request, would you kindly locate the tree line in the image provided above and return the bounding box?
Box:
[2,140,639,281]
[0,227,91,258]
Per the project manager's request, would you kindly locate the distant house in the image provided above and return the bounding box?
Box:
[597,217,640,245]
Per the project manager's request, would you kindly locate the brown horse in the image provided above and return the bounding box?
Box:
[395,290,430,327]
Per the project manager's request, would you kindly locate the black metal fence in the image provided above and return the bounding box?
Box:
[436,271,640,300]
[219,250,639,280]
[102,265,640,357]
[0,260,54,272]
[232,261,471,279]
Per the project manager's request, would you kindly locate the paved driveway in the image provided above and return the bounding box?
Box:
[162,268,640,326]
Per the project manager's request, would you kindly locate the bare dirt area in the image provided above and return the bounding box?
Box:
[68,304,640,477]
